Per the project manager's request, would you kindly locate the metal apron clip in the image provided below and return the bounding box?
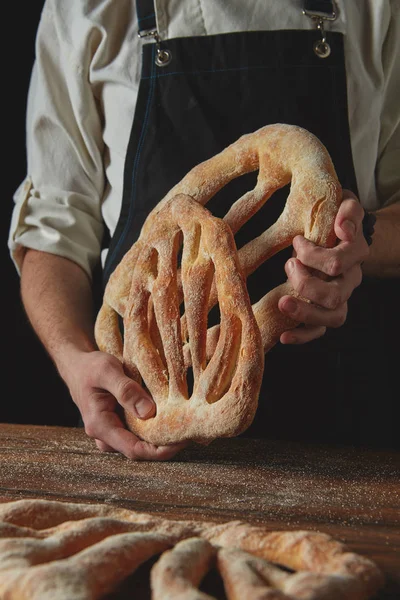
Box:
[302,0,337,58]
[135,1,172,66]
[138,28,172,67]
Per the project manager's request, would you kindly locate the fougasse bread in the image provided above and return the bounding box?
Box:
[0,498,384,600]
[95,124,342,445]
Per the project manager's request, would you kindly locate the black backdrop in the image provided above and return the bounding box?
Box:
[4,1,79,426]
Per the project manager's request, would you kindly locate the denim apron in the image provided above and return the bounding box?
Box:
[102,1,398,448]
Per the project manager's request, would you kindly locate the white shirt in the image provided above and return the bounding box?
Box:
[8,0,400,279]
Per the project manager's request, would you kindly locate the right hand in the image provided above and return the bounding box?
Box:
[64,350,187,460]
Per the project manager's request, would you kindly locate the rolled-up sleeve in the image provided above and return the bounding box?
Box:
[8,0,105,278]
[376,0,400,208]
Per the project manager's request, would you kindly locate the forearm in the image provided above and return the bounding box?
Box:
[362,202,400,278]
[20,249,97,382]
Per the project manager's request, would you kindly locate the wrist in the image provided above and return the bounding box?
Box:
[53,336,97,384]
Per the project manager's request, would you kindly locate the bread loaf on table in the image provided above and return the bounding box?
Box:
[0,498,384,600]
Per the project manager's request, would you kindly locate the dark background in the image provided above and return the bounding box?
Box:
[4,1,79,426]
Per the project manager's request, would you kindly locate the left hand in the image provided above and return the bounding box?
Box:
[278,191,370,344]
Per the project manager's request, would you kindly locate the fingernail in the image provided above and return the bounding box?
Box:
[342,219,356,238]
[283,298,297,315]
[135,397,154,418]
[286,259,295,273]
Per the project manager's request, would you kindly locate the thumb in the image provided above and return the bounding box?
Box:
[98,357,155,419]
[335,190,363,243]
[120,381,156,419]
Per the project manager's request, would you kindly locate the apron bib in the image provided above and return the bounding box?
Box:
[103,1,397,447]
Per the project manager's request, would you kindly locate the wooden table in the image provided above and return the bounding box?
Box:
[0,423,399,598]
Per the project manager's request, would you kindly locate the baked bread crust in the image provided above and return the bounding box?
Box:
[95,124,342,445]
[0,499,384,600]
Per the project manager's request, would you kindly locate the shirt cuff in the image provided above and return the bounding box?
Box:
[8,176,104,279]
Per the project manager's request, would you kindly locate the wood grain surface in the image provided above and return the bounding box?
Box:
[0,423,399,599]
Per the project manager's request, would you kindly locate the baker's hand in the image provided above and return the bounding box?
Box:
[279,191,369,344]
[66,350,187,460]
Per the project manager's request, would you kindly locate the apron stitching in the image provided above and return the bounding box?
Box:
[138,13,156,25]
[107,45,157,271]
[144,64,341,79]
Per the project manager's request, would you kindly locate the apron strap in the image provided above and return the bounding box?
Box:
[136,0,172,67]
[303,0,337,19]
[136,0,157,35]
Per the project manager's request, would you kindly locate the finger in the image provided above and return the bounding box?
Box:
[132,440,188,461]
[292,235,368,277]
[278,294,348,328]
[280,325,327,345]
[85,409,142,457]
[285,259,363,309]
[86,409,186,461]
[95,439,117,452]
[96,357,155,420]
[335,192,364,243]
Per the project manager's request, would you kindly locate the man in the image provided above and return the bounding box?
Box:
[9,0,400,458]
